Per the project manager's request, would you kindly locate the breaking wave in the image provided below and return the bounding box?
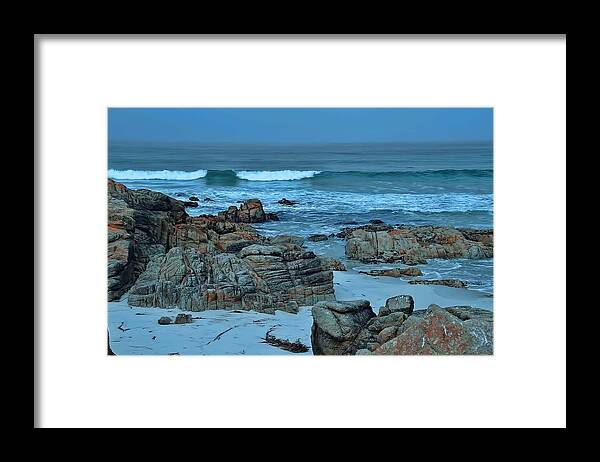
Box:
[108,169,208,180]
[235,170,321,181]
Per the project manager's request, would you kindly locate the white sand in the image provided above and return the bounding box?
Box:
[334,270,493,312]
[108,298,314,355]
[108,270,492,355]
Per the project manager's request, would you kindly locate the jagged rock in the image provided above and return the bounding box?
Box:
[107,179,188,301]
[217,199,277,223]
[277,198,298,206]
[308,234,328,242]
[320,257,347,271]
[359,267,422,278]
[189,196,200,202]
[128,244,335,313]
[108,180,334,314]
[158,316,172,325]
[373,305,493,355]
[311,300,376,355]
[344,225,493,263]
[408,279,467,288]
[174,313,193,324]
[183,201,198,207]
[107,180,262,302]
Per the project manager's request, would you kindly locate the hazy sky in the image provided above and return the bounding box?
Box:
[108,108,492,144]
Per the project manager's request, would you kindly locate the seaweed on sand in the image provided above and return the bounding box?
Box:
[262,327,309,353]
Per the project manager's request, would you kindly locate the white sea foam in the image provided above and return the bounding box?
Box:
[235,170,321,181]
[108,169,208,180]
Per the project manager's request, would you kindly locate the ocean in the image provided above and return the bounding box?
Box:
[108,140,493,295]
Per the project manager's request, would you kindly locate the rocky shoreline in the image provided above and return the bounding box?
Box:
[108,179,493,355]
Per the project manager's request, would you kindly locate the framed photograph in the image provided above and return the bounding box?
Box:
[35,35,566,428]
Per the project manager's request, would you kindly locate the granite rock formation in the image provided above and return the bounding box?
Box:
[344,225,493,263]
[372,305,493,355]
[311,295,493,355]
[108,180,334,313]
[128,243,335,313]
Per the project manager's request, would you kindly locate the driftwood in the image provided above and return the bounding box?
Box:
[262,328,309,353]
[207,326,238,345]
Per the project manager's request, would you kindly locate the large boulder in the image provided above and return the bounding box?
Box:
[380,295,414,316]
[373,305,493,355]
[310,300,376,355]
[344,225,493,263]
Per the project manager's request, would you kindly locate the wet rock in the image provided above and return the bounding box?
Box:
[308,234,328,242]
[158,316,172,325]
[359,267,422,278]
[204,197,214,202]
[189,196,200,202]
[183,201,199,207]
[277,198,298,206]
[336,222,394,239]
[408,279,467,289]
[369,219,385,225]
[217,199,276,223]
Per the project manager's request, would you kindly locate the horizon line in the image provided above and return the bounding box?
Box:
[109,138,493,145]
